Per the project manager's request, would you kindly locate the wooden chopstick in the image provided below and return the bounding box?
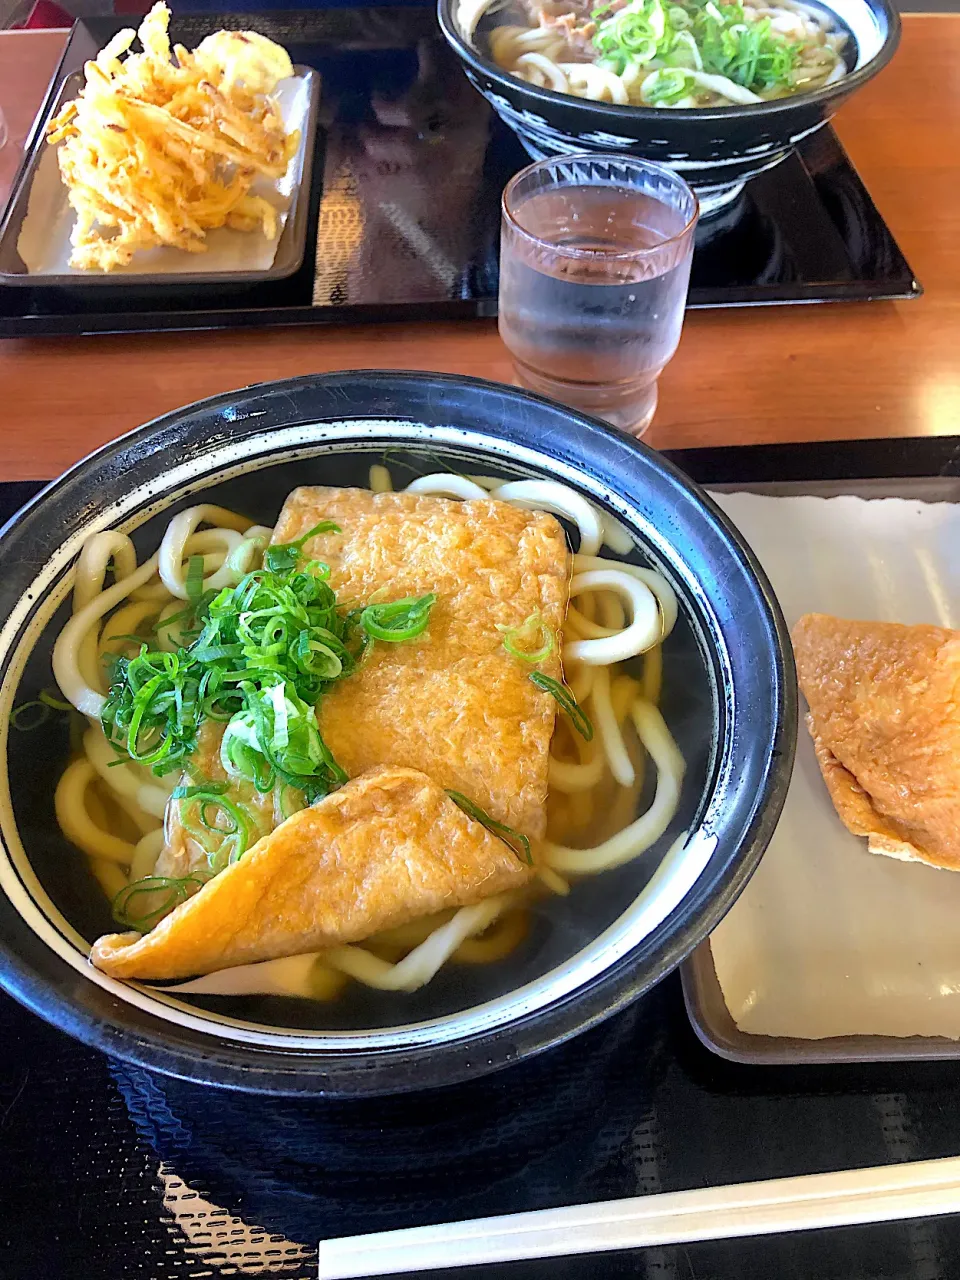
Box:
[317,1155,960,1279]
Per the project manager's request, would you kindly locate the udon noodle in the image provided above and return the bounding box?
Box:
[47,469,684,1000]
[460,0,848,109]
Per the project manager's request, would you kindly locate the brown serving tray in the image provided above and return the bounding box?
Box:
[0,59,320,287]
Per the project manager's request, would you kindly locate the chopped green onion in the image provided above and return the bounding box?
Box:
[593,0,803,100]
[279,784,305,821]
[39,689,73,712]
[185,554,205,603]
[10,701,51,731]
[200,798,239,833]
[264,519,340,575]
[360,593,436,643]
[10,686,73,731]
[642,66,693,103]
[377,448,479,484]
[201,795,252,865]
[156,605,194,631]
[220,683,346,803]
[112,873,209,931]
[101,556,356,781]
[529,672,594,741]
[101,632,149,650]
[295,632,344,680]
[172,781,256,871]
[100,517,437,838]
[263,544,302,575]
[446,790,533,866]
[497,611,556,664]
[172,781,229,800]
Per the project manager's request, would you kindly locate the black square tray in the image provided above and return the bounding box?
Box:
[0,5,920,338]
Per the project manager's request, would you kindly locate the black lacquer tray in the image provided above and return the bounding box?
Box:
[0,5,919,338]
[3,434,960,1279]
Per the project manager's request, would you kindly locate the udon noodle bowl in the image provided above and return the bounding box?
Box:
[458,0,850,108]
[37,467,686,1004]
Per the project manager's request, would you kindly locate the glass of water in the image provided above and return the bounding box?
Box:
[499,154,699,436]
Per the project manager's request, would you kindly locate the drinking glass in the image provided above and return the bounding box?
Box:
[499,154,699,436]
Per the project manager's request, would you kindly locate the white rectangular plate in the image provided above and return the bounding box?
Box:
[1,69,317,284]
[685,489,960,1061]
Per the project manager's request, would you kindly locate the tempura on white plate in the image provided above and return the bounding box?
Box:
[45,2,299,271]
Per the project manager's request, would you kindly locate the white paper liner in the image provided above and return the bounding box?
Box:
[709,491,960,1041]
[17,75,310,277]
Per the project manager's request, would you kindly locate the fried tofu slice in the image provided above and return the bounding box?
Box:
[90,766,532,980]
[272,487,570,839]
[156,720,279,880]
[793,613,960,870]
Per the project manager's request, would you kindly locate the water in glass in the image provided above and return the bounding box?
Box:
[499,158,698,435]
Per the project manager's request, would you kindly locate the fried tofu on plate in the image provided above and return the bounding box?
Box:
[794,612,960,871]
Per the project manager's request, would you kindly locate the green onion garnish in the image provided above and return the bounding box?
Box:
[171,781,258,871]
[360,593,436,643]
[39,689,73,712]
[199,794,252,866]
[10,687,73,731]
[377,449,477,483]
[10,702,50,732]
[171,781,230,799]
[279,783,305,821]
[100,518,439,840]
[220,681,348,803]
[497,611,555,664]
[446,790,533,866]
[100,545,361,796]
[529,672,594,741]
[264,519,340,576]
[591,0,803,100]
[185,554,205,603]
[112,873,209,931]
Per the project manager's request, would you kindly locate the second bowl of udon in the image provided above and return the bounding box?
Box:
[0,371,794,1094]
[438,0,898,210]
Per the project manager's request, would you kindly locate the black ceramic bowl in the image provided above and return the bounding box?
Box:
[437,0,899,211]
[0,372,794,1096]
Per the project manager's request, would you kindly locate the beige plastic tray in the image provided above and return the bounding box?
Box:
[682,475,960,1065]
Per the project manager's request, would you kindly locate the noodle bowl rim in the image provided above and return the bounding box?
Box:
[439,0,897,122]
[0,419,737,1054]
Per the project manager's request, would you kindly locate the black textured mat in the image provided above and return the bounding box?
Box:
[6,978,960,1278]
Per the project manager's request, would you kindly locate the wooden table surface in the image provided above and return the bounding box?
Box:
[0,30,66,217]
[0,15,956,481]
